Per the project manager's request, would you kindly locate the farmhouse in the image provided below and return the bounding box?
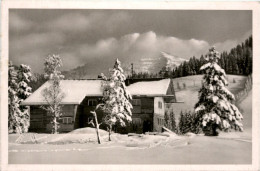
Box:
[22,79,180,133]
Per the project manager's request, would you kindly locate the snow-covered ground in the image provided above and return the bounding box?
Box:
[8,130,251,164]
[8,75,251,164]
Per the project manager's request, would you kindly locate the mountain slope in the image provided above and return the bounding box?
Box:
[160,52,188,70]
[62,52,188,79]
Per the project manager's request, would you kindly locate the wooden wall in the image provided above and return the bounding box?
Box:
[74,96,106,130]
[129,97,154,133]
[29,106,47,132]
[30,105,77,133]
[29,95,176,134]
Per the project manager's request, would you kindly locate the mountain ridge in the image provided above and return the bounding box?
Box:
[63,51,188,79]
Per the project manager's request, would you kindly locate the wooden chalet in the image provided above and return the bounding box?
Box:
[22,79,180,133]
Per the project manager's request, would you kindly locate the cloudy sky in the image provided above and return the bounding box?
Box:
[9,9,252,77]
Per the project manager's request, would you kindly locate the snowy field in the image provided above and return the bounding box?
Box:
[9,133,251,164]
[8,75,252,164]
[170,75,247,120]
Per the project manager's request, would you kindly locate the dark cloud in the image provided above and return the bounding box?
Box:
[9,13,33,32]
[9,9,252,75]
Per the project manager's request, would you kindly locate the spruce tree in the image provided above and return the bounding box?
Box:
[170,111,177,132]
[185,111,193,133]
[178,111,185,134]
[17,64,32,132]
[190,112,203,134]
[195,47,243,136]
[164,110,177,133]
[164,111,171,130]
[179,111,193,134]
[8,62,22,133]
[99,59,133,141]
[8,62,33,133]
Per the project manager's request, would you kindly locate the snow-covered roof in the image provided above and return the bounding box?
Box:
[127,79,171,96]
[22,79,172,105]
[22,80,103,105]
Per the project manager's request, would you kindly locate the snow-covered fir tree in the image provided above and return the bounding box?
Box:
[184,111,192,133]
[17,64,32,132]
[164,111,171,130]
[99,58,133,141]
[190,112,202,134]
[8,61,22,133]
[8,62,32,133]
[170,111,177,133]
[195,47,243,136]
[177,111,185,134]
[41,55,65,134]
[178,111,193,134]
[164,110,177,133]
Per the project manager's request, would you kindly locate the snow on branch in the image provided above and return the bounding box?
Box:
[195,47,243,135]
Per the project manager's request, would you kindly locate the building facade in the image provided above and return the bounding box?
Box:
[22,79,179,133]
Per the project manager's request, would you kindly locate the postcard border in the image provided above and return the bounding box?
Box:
[1,1,260,171]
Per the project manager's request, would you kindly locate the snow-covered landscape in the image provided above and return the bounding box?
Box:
[8,75,252,164]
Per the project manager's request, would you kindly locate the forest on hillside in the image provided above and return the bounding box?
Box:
[131,36,252,79]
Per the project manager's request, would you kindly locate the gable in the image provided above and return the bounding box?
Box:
[165,79,177,102]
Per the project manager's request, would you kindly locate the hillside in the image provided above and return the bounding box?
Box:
[170,75,248,120]
[236,90,252,139]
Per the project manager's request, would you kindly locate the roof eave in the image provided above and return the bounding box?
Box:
[21,102,81,106]
[132,94,171,97]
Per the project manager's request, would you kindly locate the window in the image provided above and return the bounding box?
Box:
[132,99,141,106]
[157,118,164,126]
[88,99,97,106]
[62,117,73,124]
[158,101,162,109]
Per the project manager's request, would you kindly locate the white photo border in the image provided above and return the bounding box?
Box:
[1,1,260,171]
